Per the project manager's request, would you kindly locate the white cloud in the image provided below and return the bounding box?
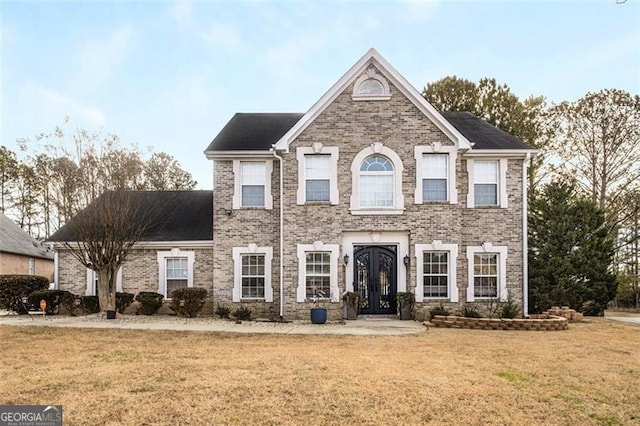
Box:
[167,0,193,28]
[198,21,242,50]
[400,0,440,23]
[36,86,105,126]
[78,26,133,85]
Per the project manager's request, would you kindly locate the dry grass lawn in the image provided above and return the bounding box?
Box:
[1,319,639,425]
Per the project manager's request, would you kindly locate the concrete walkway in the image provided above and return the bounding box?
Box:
[607,316,640,325]
[0,313,426,336]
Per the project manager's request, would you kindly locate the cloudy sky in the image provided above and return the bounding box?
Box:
[2,0,639,189]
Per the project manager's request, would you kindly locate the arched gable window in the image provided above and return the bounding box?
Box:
[350,143,404,215]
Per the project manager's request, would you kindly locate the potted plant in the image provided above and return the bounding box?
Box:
[396,292,415,320]
[310,289,327,324]
[342,291,360,320]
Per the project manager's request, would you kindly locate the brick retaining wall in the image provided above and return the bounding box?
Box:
[429,315,568,331]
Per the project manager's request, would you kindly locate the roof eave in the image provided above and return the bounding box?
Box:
[205,150,274,160]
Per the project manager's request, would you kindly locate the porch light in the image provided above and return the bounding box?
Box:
[403,255,410,267]
[343,254,349,265]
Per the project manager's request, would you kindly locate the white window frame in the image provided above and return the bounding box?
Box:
[415,145,457,204]
[296,144,339,205]
[28,258,35,275]
[232,159,273,210]
[232,244,273,302]
[157,249,195,298]
[415,241,458,302]
[296,242,340,303]
[86,267,123,296]
[350,142,404,215]
[466,158,508,208]
[466,243,508,302]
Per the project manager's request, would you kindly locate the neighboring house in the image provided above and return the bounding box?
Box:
[52,49,535,319]
[0,213,54,281]
[48,191,213,298]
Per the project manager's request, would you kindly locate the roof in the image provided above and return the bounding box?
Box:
[205,113,304,152]
[205,111,532,152]
[48,191,213,243]
[0,213,53,259]
[441,112,534,150]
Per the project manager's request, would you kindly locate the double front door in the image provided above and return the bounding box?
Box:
[353,245,397,315]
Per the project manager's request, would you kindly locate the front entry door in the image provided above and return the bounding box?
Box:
[354,246,397,315]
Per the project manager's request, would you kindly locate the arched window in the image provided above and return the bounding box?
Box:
[359,155,394,207]
[357,79,385,96]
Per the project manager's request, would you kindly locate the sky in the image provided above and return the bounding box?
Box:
[2,0,639,190]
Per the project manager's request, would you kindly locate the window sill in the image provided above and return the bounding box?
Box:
[239,298,266,302]
[417,201,451,205]
[351,95,392,101]
[349,208,405,216]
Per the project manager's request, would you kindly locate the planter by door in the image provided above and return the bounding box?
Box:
[342,292,360,320]
[310,308,327,324]
[396,292,415,320]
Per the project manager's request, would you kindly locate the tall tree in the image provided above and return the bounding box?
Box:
[528,180,617,315]
[0,147,18,213]
[143,152,197,190]
[548,89,640,213]
[13,163,42,237]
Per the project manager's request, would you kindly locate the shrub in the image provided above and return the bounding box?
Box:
[60,292,79,316]
[169,287,207,318]
[80,296,100,314]
[0,275,49,314]
[232,306,252,321]
[135,292,164,315]
[116,292,135,314]
[459,304,482,318]
[215,304,231,319]
[500,299,521,319]
[429,303,450,320]
[27,290,75,315]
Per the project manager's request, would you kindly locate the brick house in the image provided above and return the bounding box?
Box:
[0,213,54,281]
[52,49,534,319]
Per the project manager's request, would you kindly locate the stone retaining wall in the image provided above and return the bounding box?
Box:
[429,315,568,331]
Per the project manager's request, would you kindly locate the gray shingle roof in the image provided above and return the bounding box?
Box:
[205,113,304,152]
[48,191,213,243]
[0,213,53,259]
[205,111,532,152]
[441,111,534,150]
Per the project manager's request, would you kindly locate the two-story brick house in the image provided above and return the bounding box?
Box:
[51,49,534,320]
[205,49,534,320]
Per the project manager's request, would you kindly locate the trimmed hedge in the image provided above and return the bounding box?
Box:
[116,292,135,314]
[81,296,100,314]
[27,290,75,315]
[169,287,207,318]
[0,275,50,314]
[135,292,164,315]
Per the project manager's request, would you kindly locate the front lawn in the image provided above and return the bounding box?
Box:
[0,319,638,425]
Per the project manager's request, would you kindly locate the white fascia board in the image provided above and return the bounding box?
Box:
[205,150,273,160]
[463,149,538,159]
[56,241,214,249]
[274,48,471,152]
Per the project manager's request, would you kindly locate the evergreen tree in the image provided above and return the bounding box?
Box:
[528,181,617,315]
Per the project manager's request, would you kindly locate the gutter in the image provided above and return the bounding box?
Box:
[271,144,285,320]
[522,153,531,316]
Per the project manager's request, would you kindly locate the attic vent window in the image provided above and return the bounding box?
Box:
[352,68,391,101]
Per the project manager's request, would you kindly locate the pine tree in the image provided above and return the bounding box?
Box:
[528,181,617,315]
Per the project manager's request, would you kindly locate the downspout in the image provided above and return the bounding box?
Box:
[271,145,285,320]
[522,153,531,317]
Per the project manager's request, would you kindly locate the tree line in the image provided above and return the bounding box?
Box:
[424,78,640,312]
[0,117,196,239]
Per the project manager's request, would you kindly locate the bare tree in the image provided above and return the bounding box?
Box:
[58,191,159,313]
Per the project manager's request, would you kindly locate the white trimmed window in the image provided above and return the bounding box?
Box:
[415,241,458,302]
[232,160,273,209]
[466,158,508,208]
[296,145,339,205]
[232,245,273,302]
[28,258,35,275]
[350,143,404,215]
[157,249,195,298]
[415,145,458,204]
[466,243,508,301]
[296,242,340,302]
[86,267,123,296]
